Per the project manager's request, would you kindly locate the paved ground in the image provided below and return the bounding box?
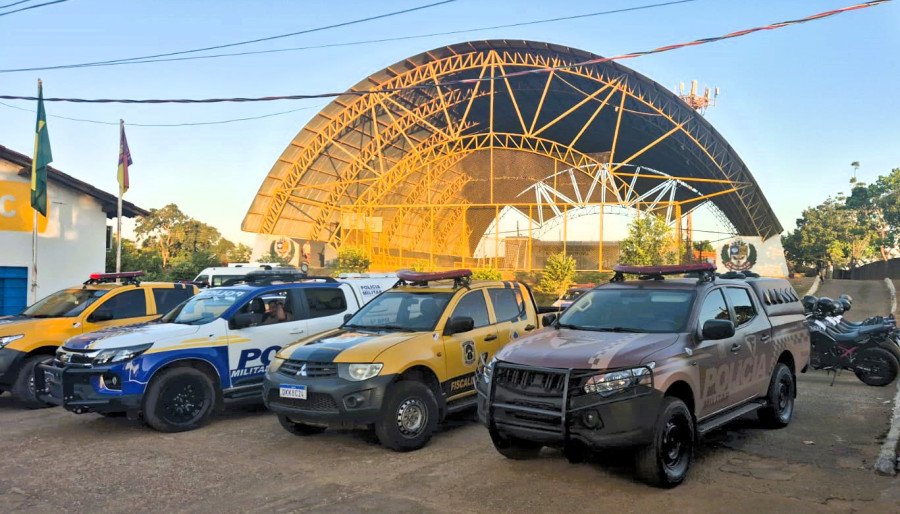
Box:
[1,280,897,514]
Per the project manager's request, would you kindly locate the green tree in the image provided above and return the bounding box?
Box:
[619,214,677,265]
[693,240,714,252]
[472,268,502,280]
[226,243,252,263]
[134,204,187,270]
[335,246,371,274]
[869,168,900,254]
[782,198,860,271]
[538,252,576,298]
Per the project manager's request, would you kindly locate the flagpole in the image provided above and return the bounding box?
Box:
[30,79,41,303]
[116,119,124,274]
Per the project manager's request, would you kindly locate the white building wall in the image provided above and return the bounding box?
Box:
[0,161,108,304]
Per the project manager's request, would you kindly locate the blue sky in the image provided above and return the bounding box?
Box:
[1,0,897,245]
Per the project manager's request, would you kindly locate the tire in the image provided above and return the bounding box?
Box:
[374,381,439,452]
[11,355,55,409]
[758,363,796,428]
[142,366,217,432]
[277,414,327,436]
[634,397,694,488]
[489,426,542,460]
[854,347,899,387]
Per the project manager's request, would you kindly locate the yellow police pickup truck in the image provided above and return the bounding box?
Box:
[263,269,542,451]
[0,272,196,407]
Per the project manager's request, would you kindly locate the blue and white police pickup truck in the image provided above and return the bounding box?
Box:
[36,274,397,432]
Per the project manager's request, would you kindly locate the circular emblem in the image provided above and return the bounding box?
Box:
[721,240,757,272]
[270,238,295,262]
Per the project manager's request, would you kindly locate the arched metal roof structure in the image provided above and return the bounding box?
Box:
[243,40,781,267]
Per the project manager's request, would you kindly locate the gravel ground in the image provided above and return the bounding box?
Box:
[1,280,897,513]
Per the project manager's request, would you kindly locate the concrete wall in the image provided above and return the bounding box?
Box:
[0,160,108,304]
[715,236,789,278]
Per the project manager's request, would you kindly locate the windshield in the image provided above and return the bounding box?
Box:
[558,288,695,333]
[22,289,109,318]
[345,291,453,332]
[162,288,248,325]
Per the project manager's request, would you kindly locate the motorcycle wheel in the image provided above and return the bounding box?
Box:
[854,347,899,387]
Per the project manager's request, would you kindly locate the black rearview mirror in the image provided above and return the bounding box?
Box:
[444,316,475,335]
[343,313,353,323]
[542,313,558,327]
[702,319,735,340]
[88,310,113,322]
[230,312,254,330]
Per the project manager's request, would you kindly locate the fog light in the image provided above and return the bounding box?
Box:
[100,373,121,390]
[343,392,365,409]
[582,410,602,429]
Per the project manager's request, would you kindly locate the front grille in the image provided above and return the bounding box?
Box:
[267,389,338,412]
[494,366,567,395]
[279,360,337,378]
[55,349,95,367]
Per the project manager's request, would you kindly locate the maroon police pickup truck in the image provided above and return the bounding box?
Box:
[476,263,810,487]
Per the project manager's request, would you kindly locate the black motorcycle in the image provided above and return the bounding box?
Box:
[804,296,899,387]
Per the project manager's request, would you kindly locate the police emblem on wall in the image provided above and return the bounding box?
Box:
[721,240,757,272]
[270,237,296,263]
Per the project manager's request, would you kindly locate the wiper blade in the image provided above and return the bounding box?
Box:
[598,327,645,333]
[366,324,416,332]
[557,323,580,330]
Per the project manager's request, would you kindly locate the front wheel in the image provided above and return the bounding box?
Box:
[758,363,795,428]
[142,366,217,432]
[854,347,899,387]
[375,381,439,452]
[634,397,694,488]
[11,355,54,409]
[277,414,327,436]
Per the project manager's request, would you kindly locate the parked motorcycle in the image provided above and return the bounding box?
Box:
[803,296,899,387]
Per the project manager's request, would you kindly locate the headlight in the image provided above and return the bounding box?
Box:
[583,365,654,397]
[482,357,497,384]
[0,334,24,348]
[339,363,383,381]
[268,355,286,373]
[92,343,153,365]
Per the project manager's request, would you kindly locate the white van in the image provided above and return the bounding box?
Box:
[193,264,293,288]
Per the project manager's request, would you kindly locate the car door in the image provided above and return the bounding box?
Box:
[301,286,350,337]
[724,286,773,402]
[442,288,498,400]
[81,288,157,333]
[693,288,743,419]
[151,286,196,316]
[225,289,306,387]
[485,284,537,351]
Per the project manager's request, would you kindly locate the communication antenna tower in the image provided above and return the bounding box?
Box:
[678,80,719,115]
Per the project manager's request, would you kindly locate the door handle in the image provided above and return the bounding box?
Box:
[484,334,498,341]
[524,324,536,332]
[289,329,305,335]
[760,334,771,342]
[730,343,742,352]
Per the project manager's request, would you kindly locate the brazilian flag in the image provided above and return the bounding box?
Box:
[31,81,52,217]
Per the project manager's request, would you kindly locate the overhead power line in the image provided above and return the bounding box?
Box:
[0,100,324,127]
[0,0,456,73]
[0,0,67,17]
[0,0,699,73]
[0,1,36,9]
[0,0,889,105]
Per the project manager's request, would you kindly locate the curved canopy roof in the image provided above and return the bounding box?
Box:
[243,40,781,255]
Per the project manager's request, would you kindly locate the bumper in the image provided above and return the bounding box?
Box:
[262,370,394,427]
[0,348,28,387]
[35,362,142,414]
[476,369,662,449]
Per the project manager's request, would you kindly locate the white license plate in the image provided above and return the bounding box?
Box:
[279,384,307,400]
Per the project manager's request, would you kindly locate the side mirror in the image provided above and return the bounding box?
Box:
[444,316,475,336]
[702,319,735,340]
[230,312,254,330]
[542,313,558,327]
[88,310,113,322]
[343,313,353,323]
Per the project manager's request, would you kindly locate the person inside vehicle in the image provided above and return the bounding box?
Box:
[262,300,289,325]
